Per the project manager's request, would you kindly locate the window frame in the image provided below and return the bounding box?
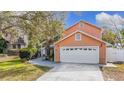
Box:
[75,33,81,41]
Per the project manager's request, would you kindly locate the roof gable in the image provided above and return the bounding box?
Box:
[55,30,106,45]
[63,20,103,39]
[65,20,102,32]
[80,20,102,30]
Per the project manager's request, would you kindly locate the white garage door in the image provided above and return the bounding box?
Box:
[60,46,99,64]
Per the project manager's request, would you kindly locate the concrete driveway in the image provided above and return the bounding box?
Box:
[37,63,104,81]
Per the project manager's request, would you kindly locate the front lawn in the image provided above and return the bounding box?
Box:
[101,64,124,81]
[0,57,50,81]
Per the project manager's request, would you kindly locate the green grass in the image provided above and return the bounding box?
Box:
[0,57,50,81]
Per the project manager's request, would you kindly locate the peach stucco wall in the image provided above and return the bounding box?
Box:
[63,22,102,39]
[55,32,106,64]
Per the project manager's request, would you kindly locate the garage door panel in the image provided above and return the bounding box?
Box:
[60,46,99,64]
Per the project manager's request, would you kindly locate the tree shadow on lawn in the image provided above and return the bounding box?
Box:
[0,66,28,78]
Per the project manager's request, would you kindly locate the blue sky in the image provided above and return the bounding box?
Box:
[64,11,124,28]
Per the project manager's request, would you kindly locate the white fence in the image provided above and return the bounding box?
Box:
[107,48,124,62]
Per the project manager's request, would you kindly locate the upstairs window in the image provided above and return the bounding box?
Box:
[80,23,84,27]
[75,34,81,41]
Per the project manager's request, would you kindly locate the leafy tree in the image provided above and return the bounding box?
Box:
[0,12,18,42]
[97,15,124,48]
[16,11,66,48]
[102,31,116,45]
[0,11,67,50]
[120,29,124,47]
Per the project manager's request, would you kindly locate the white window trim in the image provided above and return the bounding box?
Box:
[75,34,81,41]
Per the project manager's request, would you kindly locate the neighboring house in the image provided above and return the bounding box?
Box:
[5,33,28,50]
[9,36,28,49]
[2,33,28,55]
[54,20,108,64]
[2,28,28,50]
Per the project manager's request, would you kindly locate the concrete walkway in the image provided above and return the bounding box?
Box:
[36,63,104,81]
[29,58,58,67]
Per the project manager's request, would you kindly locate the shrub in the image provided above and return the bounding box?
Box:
[7,49,19,56]
[19,48,37,60]
[0,38,8,54]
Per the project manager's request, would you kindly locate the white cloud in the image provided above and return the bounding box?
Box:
[96,12,124,30]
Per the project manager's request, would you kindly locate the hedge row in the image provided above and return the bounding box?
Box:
[19,48,37,60]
